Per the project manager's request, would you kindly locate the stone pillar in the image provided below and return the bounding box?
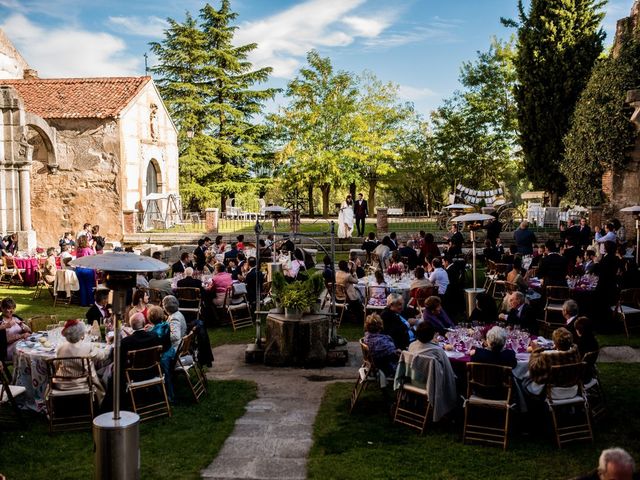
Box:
[588,206,603,230]
[376,208,388,236]
[18,165,31,230]
[290,209,300,234]
[205,208,218,232]
[122,209,138,234]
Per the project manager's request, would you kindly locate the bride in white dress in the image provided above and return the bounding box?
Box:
[338,195,354,239]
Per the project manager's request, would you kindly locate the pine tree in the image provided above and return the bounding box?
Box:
[150,1,277,211]
[503,0,605,204]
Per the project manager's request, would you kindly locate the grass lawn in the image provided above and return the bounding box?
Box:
[308,364,640,480]
[0,380,256,480]
[0,285,87,320]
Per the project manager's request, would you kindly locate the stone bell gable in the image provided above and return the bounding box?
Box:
[0,76,179,247]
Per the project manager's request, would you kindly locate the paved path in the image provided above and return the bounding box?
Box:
[598,346,640,363]
[201,343,361,480]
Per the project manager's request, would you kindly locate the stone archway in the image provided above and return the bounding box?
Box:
[25,111,57,171]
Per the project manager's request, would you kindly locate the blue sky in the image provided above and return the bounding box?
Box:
[0,0,633,115]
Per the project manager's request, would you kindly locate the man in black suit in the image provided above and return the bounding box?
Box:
[578,217,592,249]
[224,242,239,265]
[389,232,398,251]
[120,312,163,367]
[172,252,193,276]
[193,237,211,271]
[353,193,368,237]
[244,257,264,308]
[398,240,419,270]
[176,267,203,290]
[499,291,536,332]
[361,232,378,254]
[538,239,569,287]
[86,289,112,324]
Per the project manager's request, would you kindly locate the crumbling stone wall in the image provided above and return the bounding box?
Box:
[30,118,121,247]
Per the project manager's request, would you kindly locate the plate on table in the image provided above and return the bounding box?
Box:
[445,350,466,359]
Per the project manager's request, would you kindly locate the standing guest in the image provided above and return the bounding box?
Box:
[128,289,150,323]
[577,217,592,250]
[43,247,58,285]
[469,326,517,368]
[563,238,580,273]
[338,195,355,239]
[595,241,620,330]
[574,316,599,362]
[560,219,580,247]
[573,448,637,480]
[420,233,441,262]
[514,221,537,255]
[264,234,274,248]
[59,232,75,250]
[213,235,227,255]
[210,262,233,307]
[91,225,105,254]
[353,193,369,237]
[335,260,363,323]
[427,258,449,296]
[176,267,203,290]
[381,293,416,350]
[75,235,94,258]
[244,257,264,309]
[483,240,500,263]
[389,232,399,251]
[171,252,193,275]
[399,240,419,270]
[444,224,463,256]
[363,313,399,377]
[422,296,454,334]
[193,238,208,271]
[0,297,30,361]
[86,290,112,324]
[236,235,245,251]
[373,236,392,270]
[538,240,568,287]
[595,222,617,254]
[484,215,502,245]
[361,232,378,254]
[76,223,92,242]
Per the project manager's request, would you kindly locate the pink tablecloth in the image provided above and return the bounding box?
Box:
[14,258,39,286]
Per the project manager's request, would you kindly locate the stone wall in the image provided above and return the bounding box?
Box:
[30,118,122,247]
[0,29,29,80]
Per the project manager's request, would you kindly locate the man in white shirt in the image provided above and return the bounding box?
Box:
[428,258,449,295]
[595,223,617,254]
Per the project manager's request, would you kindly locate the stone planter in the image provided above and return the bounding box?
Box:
[284,308,303,320]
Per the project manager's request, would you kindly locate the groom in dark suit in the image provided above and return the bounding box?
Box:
[354,193,368,237]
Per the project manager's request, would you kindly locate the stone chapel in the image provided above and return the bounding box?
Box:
[0,28,179,248]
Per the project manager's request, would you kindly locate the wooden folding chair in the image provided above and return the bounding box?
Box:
[393,354,434,435]
[483,260,497,291]
[223,286,253,331]
[582,351,606,422]
[147,288,164,306]
[611,288,640,338]
[334,284,348,329]
[463,362,515,450]
[173,331,206,403]
[33,262,54,300]
[125,346,171,421]
[544,286,571,324]
[45,357,95,433]
[545,362,593,448]
[490,263,510,301]
[175,287,202,321]
[0,361,25,427]
[350,338,387,413]
[0,256,23,286]
[28,315,59,333]
[365,285,389,315]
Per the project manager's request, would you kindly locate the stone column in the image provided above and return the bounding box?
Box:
[18,165,31,231]
[123,209,138,234]
[588,206,603,230]
[205,208,218,232]
[376,208,388,236]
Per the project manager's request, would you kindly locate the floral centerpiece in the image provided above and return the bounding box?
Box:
[387,263,403,278]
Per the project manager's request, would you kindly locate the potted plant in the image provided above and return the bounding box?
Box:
[281,281,315,319]
[270,271,287,313]
[305,272,325,313]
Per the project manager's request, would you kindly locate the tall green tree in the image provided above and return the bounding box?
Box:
[562,37,640,205]
[503,0,605,205]
[272,50,358,217]
[151,1,277,211]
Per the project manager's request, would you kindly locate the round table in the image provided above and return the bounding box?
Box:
[13,257,39,286]
[358,275,412,303]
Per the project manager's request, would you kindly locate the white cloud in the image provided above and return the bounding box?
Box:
[364,18,462,49]
[107,15,168,38]
[234,0,395,78]
[0,13,141,77]
[398,84,437,101]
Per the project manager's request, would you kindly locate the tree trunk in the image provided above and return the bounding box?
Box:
[349,182,356,200]
[368,181,376,218]
[221,194,227,214]
[320,183,331,218]
[307,183,314,218]
[550,191,559,207]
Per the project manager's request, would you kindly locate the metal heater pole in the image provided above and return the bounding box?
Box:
[636,218,639,265]
[111,288,127,420]
[330,221,337,345]
[471,229,477,290]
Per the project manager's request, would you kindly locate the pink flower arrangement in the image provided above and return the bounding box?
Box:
[387,263,403,276]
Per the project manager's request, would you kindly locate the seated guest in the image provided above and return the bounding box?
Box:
[422,296,454,335]
[193,238,208,271]
[573,447,637,480]
[528,244,545,269]
[562,299,579,333]
[223,242,239,264]
[149,271,173,296]
[427,258,449,296]
[398,240,419,270]
[121,312,162,369]
[348,251,365,278]
[499,291,535,331]
[372,236,392,270]
[407,321,458,421]
[367,270,388,307]
[419,233,441,263]
[145,306,174,399]
[389,231,399,250]
[176,267,203,290]
[410,266,433,291]
[136,273,149,289]
[501,245,517,265]
[285,248,307,281]
[212,235,226,254]
[162,296,188,353]
[172,252,193,276]
[469,326,517,368]
[152,251,163,260]
[387,251,405,272]
[0,297,31,361]
[75,235,94,258]
[506,257,528,292]
[59,232,75,250]
[128,289,150,323]
[538,239,568,287]
[469,292,498,325]
[525,327,580,395]
[622,258,640,289]
[236,234,245,251]
[582,249,597,274]
[574,316,599,381]
[211,263,233,307]
[60,244,73,269]
[381,293,417,350]
[43,247,58,285]
[243,257,264,308]
[483,240,499,263]
[203,253,218,274]
[361,232,379,254]
[86,289,112,325]
[562,238,580,273]
[321,255,335,283]
[335,260,363,324]
[363,313,400,377]
[55,319,111,405]
[258,239,272,262]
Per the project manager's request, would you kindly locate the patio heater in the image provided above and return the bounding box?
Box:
[71,252,168,480]
[620,205,640,263]
[450,213,495,317]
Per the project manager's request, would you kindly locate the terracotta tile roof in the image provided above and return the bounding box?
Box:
[0,76,151,119]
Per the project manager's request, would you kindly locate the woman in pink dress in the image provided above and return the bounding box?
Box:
[210,263,233,306]
[75,235,94,258]
[0,297,31,361]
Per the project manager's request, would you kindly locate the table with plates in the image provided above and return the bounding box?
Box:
[13,257,41,286]
[13,331,110,413]
[357,273,413,303]
[528,275,598,319]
